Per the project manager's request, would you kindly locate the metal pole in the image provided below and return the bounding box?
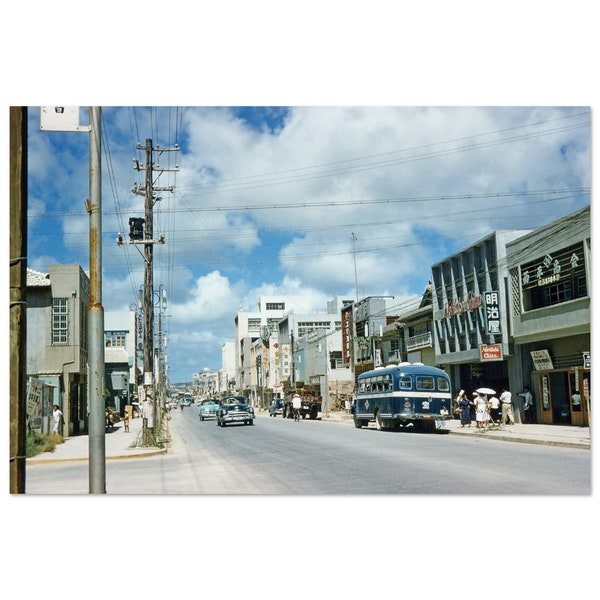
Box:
[87,106,106,493]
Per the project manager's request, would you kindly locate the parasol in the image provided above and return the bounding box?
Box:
[476,387,496,395]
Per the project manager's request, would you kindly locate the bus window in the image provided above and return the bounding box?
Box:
[400,376,412,390]
[437,377,450,391]
[384,375,392,391]
[416,375,435,391]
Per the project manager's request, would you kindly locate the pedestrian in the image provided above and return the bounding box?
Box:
[518,386,535,423]
[106,408,115,432]
[456,390,471,427]
[292,394,302,421]
[500,386,515,425]
[51,404,64,436]
[473,392,488,428]
[488,395,500,424]
[122,409,130,432]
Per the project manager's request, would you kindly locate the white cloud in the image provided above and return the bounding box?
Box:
[25,105,590,381]
[170,271,243,324]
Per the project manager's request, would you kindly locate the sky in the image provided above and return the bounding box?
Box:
[24,105,591,382]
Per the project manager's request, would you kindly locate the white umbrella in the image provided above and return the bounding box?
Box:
[476,387,496,395]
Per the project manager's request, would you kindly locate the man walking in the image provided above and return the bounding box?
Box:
[500,386,515,425]
[292,394,302,421]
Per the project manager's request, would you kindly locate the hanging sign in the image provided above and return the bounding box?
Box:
[40,106,90,132]
[531,349,554,370]
[483,291,501,334]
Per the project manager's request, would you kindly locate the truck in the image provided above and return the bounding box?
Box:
[282,389,322,420]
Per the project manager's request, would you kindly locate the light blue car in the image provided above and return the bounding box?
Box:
[198,398,221,421]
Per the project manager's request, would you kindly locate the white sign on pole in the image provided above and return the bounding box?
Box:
[40,106,90,132]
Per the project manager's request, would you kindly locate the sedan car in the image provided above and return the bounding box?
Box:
[269,398,284,417]
[198,398,221,421]
[216,397,255,427]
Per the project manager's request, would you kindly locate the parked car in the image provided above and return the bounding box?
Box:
[269,398,284,417]
[216,397,255,427]
[198,398,221,421]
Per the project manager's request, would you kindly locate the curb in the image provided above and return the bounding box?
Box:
[26,447,168,465]
[447,429,590,449]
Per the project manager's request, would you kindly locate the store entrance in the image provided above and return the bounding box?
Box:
[568,369,590,426]
[536,369,590,426]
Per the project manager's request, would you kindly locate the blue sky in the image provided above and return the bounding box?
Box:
[24,106,590,382]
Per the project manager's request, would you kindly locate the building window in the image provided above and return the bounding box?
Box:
[266,302,285,310]
[52,298,69,345]
[521,242,588,311]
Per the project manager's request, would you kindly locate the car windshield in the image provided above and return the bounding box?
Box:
[202,400,218,405]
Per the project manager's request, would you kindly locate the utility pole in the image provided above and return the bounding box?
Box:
[87,106,106,493]
[9,107,27,494]
[120,139,178,443]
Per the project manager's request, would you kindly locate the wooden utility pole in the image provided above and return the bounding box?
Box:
[129,139,178,442]
[9,107,28,493]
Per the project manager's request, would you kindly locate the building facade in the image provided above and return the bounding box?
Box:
[26,265,90,436]
[430,230,531,411]
[506,206,591,425]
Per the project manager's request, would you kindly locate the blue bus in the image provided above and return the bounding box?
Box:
[354,362,452,431]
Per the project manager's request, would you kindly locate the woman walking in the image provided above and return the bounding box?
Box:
[456,390,471,427]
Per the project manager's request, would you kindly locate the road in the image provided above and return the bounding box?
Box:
[25,407,590,495]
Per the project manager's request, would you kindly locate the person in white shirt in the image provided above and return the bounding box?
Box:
[51,404,63,435]
[488,395,500,424]
[499,387,515,425]
[292,395,302,421]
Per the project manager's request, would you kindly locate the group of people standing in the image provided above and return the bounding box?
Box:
[454,385,533,428]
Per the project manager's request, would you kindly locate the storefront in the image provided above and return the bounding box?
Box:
[431,230,527,404]
[506,206,591,426]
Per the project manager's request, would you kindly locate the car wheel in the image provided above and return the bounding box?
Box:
[249,419,254,426]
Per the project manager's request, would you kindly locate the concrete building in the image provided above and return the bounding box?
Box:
[26,265,90,437]
[380,283,436,367]
[430,229,531,409]
[506,206,590,426]
[352,296,399,376]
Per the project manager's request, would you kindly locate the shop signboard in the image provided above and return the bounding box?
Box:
[480,343,503,361]
[583,352,590,369]
[531,349,554,370]
[483,291,501,334]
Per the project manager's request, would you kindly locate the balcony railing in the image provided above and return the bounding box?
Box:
[406,331,432,351]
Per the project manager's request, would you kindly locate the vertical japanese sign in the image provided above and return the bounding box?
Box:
[483,291,501,335]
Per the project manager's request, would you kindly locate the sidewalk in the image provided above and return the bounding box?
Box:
[26,415,167,465]
[319,411,591,449]
[27,410,590,465]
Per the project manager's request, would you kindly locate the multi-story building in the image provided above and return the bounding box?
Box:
[352,296,398,376]
[380,283,435,367]
[430,229,531,406]
[506,206,590,425]
[26,265,90,437]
